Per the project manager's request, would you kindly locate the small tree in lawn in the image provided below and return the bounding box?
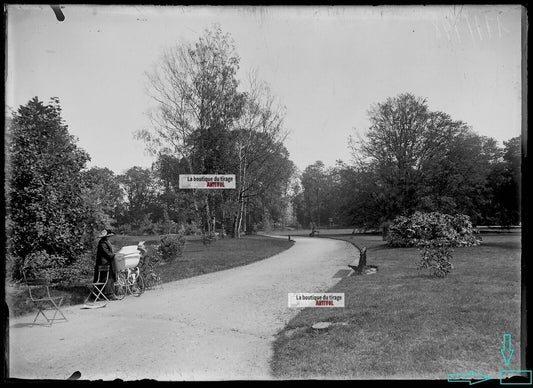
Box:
[388,211,480,278]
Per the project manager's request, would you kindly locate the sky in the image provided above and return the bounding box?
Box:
[5,5,524,175]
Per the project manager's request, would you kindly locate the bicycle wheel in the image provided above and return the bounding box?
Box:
[114,273,126,300]
[137,274,145,295]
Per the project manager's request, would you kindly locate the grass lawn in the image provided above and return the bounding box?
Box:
[270,233,522,380]
[157,234,295,283]
[6,234,294,317]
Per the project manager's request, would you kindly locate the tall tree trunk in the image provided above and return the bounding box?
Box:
[222,206,226,236]
[233,142,247,238]
[185,156,201,231]
[236,194,245,237]
[246,198,251,233]
[243,198,247,234]
[205,194,212,235]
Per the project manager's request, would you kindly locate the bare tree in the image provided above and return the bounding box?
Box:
[136,26,244,232]
[231,72,291,237]
[137,27,292,237]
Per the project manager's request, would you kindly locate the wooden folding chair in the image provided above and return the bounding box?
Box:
[85,265,111,305]
[23,272,67,327]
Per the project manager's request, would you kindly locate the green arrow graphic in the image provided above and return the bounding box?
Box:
[448,371,493,385]
[501,334,514,366]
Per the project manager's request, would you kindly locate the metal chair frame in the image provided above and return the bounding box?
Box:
[85,265,111,305]
[23,272,67,327]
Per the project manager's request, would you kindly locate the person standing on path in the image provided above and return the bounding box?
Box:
[94,229,118,300]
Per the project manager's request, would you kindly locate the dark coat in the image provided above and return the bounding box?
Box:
[96,237,115,265]
[93,237,116,293]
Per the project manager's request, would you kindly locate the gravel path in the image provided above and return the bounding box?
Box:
[8,236,356,381]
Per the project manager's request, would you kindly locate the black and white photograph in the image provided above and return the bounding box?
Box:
[4,4,526,382]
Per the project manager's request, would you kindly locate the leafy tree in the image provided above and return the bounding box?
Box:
[483,136,521,226]
[327,161,382,228]
[117,166,160,231]
[500,136,521,225]
[152,154,196,226]
[388,211,480,278]
[138,25,245,233]
[420,128,502,222]
[7,97,90,278]
[138,26,293,237]
[350,93,468,221]
[81,166,124,236]
[241,144,295,233]
[230,75,292,236]
[299,161,328,227]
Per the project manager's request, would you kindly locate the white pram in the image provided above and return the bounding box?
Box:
[114,245,142,270]
[113,242,145,298]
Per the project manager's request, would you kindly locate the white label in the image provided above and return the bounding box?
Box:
[179,174,236,189]
[288,293,345,308]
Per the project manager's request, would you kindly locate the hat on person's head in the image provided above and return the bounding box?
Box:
[98,229,115,238]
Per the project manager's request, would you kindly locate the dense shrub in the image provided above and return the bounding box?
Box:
[158,233,186,262]
[19,251,66,283]
[388,211,481,278]
[7,98,91,268]
[387,211,480,248]
[62,252,95,283]
[417,240,455,278]
[157,219,178,235]
[15,250,95,285]
[181,222,201,236]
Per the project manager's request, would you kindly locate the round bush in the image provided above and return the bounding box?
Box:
[158,233,186,262]
[387,211,480,248]
[17,250,94,285]
[21,251,69,283]
[388,211,480,278]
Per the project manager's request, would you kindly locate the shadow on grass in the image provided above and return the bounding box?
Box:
[10,322,64,329]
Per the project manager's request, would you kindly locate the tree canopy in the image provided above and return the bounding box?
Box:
[293,93,521,229]
[7,97,91,263]
[137,26,294,237]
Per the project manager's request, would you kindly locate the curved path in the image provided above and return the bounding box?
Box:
[9,236,356,381]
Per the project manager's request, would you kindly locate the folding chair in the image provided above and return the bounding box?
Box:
[23,272,67,327]
[85,265,111,305]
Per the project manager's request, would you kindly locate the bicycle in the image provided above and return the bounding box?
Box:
[139,252,163,291]
[114,266,144,299]
[143,262,163,290]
